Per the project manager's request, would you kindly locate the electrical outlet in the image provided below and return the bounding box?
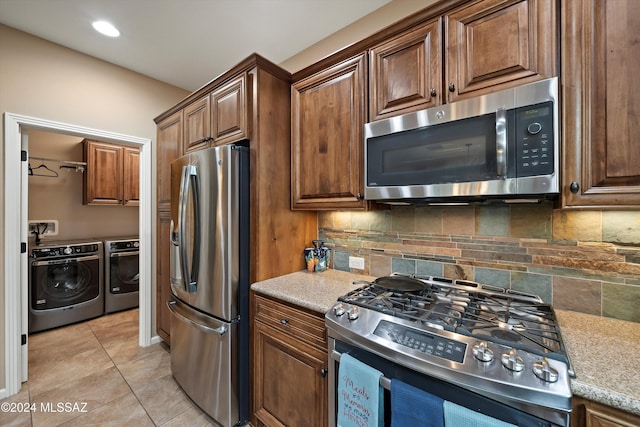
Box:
[348,256,365,270]
[28,220,59,236]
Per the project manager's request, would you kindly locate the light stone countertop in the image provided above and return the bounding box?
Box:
[251,269,374,313]
[251,270,640,416]
[556,310,640,416]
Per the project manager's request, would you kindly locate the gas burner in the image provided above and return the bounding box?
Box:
[340,274,571,367]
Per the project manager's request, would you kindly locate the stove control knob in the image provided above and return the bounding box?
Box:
[63,247,73,255]
[472,341,494,362]
[347,306,360,321]
[501,348,525,372]
[533,357,559,383]
[333,303,346,317]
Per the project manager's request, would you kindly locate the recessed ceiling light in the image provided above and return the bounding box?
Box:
[92,20,120,37]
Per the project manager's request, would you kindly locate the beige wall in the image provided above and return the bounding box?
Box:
[28,130,139,241]
[0,23,189,390]
[280,0,436,73]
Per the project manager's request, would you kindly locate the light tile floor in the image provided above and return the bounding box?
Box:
[0,309,220,427]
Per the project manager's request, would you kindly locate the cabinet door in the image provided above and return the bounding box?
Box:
[211,74,248,145]
[156,210,173,344]
[445,0,556,102]
[369,18,442,121]
[572,397,640,427]
[83,140,123,205]
[183,95,211,153]
[156,111,182,211]
[292,54,367,210]
[561,0,640,208]
[123,147,140,206]
[254,321,327,427]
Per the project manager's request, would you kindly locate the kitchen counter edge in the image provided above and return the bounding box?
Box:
[251,271,640,416]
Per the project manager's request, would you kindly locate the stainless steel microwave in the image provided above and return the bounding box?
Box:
[364,77,559,204]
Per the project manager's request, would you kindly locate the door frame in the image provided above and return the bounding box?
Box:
[2,112,155,398]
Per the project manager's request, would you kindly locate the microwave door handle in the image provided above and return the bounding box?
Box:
[496,108,507,179]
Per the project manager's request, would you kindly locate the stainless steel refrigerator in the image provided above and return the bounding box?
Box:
[168,144,249,427]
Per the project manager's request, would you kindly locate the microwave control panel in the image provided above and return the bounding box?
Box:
[515,101,554,177]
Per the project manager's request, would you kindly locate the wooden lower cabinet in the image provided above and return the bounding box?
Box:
[572,397,640,427]
[156,211,173,343]
[253,294,328,427]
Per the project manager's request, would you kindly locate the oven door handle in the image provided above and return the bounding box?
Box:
[32,254,100,266]
[330,350,392,390]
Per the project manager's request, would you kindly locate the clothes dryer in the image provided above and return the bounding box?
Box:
[103,237,139,313]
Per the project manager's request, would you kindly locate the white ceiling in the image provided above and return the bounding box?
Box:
[0,0,390,91]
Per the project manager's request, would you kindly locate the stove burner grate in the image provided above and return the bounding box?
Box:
[339,276,570,366]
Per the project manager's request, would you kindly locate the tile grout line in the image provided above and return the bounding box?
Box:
[86,317,160,427]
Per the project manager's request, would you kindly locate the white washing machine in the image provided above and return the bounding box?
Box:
[103,237,139,313]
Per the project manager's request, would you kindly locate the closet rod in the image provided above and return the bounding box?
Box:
[29,156,87,166]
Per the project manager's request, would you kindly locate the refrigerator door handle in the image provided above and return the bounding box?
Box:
[178,164,201,292]
[167,301,228,336]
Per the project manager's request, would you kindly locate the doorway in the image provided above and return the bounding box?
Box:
[3,113,154,399]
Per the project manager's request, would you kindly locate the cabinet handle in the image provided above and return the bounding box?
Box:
[320,368,328,378]
[448,83,456,92]
[569,182,580,194]
[280,319,289,325]
[430,88,437,98]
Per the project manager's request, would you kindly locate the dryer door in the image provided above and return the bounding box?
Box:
[108,251,139,294]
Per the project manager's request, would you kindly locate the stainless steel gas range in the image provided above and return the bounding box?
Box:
[325,274,574,427]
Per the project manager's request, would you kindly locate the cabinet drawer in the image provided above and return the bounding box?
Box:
[254,295,327,350]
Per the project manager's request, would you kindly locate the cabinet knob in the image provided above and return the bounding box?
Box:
[448,83,456,92]
[430,88,437,98]
[280,319,289,325]
[320,368,328,378]
[356,192,363,201]
[570,182,580,194]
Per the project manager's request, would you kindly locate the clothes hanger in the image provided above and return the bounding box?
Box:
[29,161,59,177]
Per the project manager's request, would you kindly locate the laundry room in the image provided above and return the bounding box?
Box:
[27,129,140,333]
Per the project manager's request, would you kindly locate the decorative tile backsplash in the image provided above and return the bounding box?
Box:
[318,202,640,323]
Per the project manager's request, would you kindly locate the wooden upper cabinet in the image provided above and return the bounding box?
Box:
[561,0,640,208]
[123,147,140,206]
[183,95,210,153]
[156,111,183,210]
[211,74,248,146]
[369,18,442,121]
[83,140,123,205]
[292,54,367,210]
[445,0,556,103]
[180,74,250,155]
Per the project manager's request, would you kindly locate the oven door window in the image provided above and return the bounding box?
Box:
[32,258,100,310]
[366,113,516,187]
[109,252,139,293]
